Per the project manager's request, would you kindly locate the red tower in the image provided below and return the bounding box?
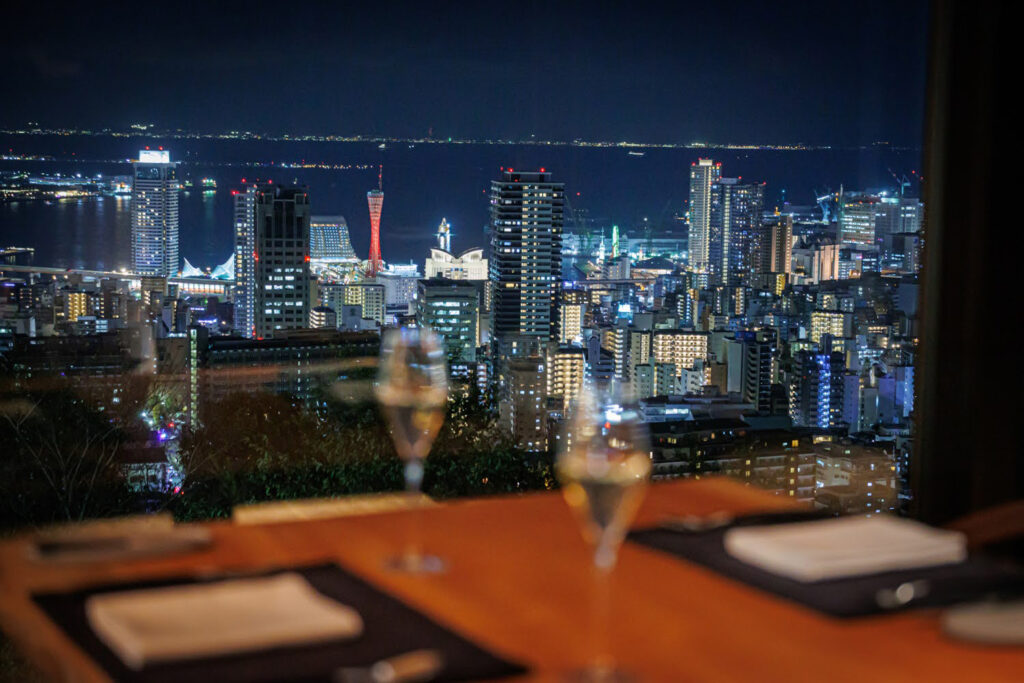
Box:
[366,165,384,277]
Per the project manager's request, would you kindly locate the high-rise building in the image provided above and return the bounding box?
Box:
[558,303,583,344]
[709,179,764,286]
[345,283,385,326]
[726,330,776,414]
[489,169,564,350]
[687,158,721,273]
[789,348,846,428]
[233,185,258,338]
[417,277,480,363]
[652,330,709,384]
[547,345,585,411]
[498,354,548,452]
[840,196,881,247]
[759,213,793,276]
[810,311,851,343]
[310,216,357,261]
[253,186,312,339]
[131,150,179,277]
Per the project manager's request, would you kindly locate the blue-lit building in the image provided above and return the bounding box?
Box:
[131,150,179,277]
[789,348,846,429]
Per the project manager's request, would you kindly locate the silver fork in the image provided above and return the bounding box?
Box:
[333,649,444,683]
[876,580,931,609]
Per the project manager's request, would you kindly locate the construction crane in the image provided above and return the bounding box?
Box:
[815,186,842,223]
[888,169,912,197]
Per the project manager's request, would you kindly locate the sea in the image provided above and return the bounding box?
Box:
[0,134,922,272]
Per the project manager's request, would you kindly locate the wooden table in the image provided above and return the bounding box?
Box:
[1,478,1021,682]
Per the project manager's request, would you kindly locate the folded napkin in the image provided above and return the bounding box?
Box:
[724,515,967,582]
[86,573,363,670]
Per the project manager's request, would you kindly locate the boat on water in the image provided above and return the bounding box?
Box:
[628,151,645,157]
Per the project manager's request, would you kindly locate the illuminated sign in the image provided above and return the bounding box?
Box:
[138,150,170,163]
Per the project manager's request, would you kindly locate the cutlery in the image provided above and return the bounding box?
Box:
[658,509,829,533]
[334,649,444,683]
[876,580,931,609]
[32,527,212,563]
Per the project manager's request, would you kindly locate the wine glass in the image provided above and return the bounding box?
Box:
[375,327,449,573]
[557,379,651,682]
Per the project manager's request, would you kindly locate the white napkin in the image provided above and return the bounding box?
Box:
[86,573,363,670]
[723,515,967,582]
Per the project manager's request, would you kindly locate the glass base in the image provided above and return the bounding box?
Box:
[563,666,637,682]
[383,552,447,574]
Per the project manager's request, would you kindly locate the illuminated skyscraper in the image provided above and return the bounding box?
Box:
[233,185,257,338]
[790,348,845,428]
[254,186,312,338]
[709,179,764,286]
[310,216,357,261]
[840,195,881,247]
[131,149,179,277]
[687,158,720,273]
[759,213,793,276]
[366,166,384,277]
[489,169,564,349]
[417,277,479,362]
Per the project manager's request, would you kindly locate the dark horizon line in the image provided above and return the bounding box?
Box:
[0,123,923,153]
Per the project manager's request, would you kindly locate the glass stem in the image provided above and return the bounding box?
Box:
[404,459,424,560]
[591,557,614,674]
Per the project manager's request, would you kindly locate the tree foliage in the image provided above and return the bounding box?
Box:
[170,385,554,520]
[0,389,135,529]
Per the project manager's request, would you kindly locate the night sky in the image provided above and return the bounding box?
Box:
[5,1,929,146]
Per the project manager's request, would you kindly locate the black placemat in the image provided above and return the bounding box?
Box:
[629,518,1024,618]
[33,564,527,682]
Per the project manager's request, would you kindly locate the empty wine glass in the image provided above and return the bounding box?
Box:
[375,327,448,573]
[557,379,651,682]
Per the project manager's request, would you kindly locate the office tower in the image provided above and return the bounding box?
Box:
[131,150,179,277]
[345,282,385,325]
[726,330,775,414]
[840,196,880,247]
[489,169,564,349]
[417,278,480,362]
[498,353,548,451]
[253,186,312,339]
[186,327,379,425]
[367,167,384,277]
[759,213,793,275]
[789,348,846,428]
[652,330,710,385]
[709,178,764,286]
[424,247,488,280]
[233,185,257,338]
[687,158,721,272]
[310,216,357,261]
